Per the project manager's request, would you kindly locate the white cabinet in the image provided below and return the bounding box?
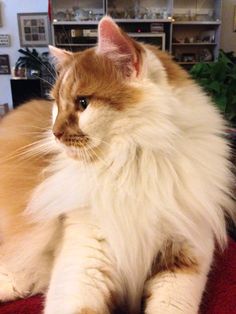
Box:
[50,0,222,66]
[172,0,222,66]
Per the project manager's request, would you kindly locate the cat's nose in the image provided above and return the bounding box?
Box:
[53,130,64,139]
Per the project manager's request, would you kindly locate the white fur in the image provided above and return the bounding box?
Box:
[22,45,234,313]
[1,36,233,313]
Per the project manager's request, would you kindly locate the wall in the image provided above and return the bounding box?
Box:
[220,0,236,53]
[0,0,48,108]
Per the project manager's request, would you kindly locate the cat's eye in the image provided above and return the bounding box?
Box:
[74,96,90,111]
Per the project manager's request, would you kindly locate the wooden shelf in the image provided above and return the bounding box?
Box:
[172,42,217,46]
[56,43,95,46]
[53,20,99,25]
[53,18,172,25]
[128,32,165,37]
[173,21,221,25]
[114,18,172,23]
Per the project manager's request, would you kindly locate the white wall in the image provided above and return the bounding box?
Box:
[220,0,236,53]
[0,0,48,108]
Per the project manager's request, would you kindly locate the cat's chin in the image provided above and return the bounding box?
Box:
[65,147,80,160]
[63,144,100,162]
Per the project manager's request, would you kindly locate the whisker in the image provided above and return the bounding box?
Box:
[82,146,98,185]
[31,75,55,89]
[89,135,111,148]
[0,136,55,164]
[23,51,57,81]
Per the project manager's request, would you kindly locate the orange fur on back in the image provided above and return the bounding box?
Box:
[147,45,190,85]
[0,100,54,239]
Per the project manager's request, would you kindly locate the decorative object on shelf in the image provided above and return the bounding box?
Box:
[200,30,215,43]
[150,23,164,33]
[190,50,236,127]
[0,34,10,47]
[55,11,66,21]
[199,48,213,62]
[182,53,196,63]
[75,9,90,21]
[0,103,9,118]
[17,13,51,47]
[71,29,83,38]
[0,54,10,74]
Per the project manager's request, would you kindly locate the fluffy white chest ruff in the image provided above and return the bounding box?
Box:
[26,156,93,220]
[26,150,162,307]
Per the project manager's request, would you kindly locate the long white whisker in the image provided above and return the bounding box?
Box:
[24,51,57,81]
[0,136,55,164]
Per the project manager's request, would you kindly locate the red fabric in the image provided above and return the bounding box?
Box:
[0,238,236,314]
[200,237,236,313]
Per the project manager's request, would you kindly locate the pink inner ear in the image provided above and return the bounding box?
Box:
[98,17,133,56]
[97,17,139,76]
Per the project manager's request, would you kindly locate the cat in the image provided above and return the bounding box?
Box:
[0,16,235,314]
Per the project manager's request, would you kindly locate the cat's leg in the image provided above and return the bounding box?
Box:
[144,237,214,314]
[44,209,121,314]
[0,219,60,302]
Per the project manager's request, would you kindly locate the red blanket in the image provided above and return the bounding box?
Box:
[1,238,236,314]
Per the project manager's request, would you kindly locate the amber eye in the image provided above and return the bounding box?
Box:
[75,96,89,111]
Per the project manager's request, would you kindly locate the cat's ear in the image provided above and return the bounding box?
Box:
[48,45,72,69]
[97,16,142,77]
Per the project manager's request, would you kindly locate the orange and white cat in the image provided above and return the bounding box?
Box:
[0,17,234,314]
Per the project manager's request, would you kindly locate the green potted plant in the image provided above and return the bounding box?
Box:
[190,50,236,128]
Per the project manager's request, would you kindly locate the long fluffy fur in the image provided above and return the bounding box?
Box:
[0,17,235,314]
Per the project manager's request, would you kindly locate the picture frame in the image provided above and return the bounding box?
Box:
[0,54,10,74]
[17,12,51,47]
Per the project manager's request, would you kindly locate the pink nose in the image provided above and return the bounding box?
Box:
[53,130,64,139]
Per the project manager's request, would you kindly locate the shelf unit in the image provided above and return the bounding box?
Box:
[51,0,222,67]
[172,0,222,64]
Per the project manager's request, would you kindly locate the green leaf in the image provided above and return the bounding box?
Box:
[207,81,220,93]
[215,95,227,112]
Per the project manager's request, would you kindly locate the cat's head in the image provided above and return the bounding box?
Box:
[50,16,181,160]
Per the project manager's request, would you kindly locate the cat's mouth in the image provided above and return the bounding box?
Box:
[62,134,90,148]
[56,134,101,161]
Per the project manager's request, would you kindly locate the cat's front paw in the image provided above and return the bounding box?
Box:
[0,265,31,302]
[44,300,110,314]
[44,306,106,314]
[0,266,17,302]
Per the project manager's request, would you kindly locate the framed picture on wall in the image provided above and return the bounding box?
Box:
[17,12,51,47]
[0,54,10,74]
